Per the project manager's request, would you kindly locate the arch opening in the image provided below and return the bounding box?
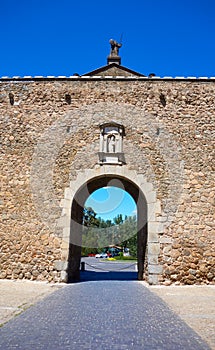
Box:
[82,187,137,259]
[67,175,147,282]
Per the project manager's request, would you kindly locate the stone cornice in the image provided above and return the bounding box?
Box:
[0,76,215,82]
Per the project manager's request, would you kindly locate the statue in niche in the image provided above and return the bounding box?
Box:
[98,122,126,164]
[109,39,122,57]
[107,135,116,153]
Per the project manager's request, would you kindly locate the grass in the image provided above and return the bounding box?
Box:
[107,256,137,262]
[14,303,33,319]
[115,255,137,261]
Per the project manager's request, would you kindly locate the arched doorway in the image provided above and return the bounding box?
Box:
[58,166,162,285]
[67,176,147,282]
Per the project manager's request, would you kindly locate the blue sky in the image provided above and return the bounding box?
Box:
[85,187,136,221]
[1,0,214,77]
[1,1,214,219]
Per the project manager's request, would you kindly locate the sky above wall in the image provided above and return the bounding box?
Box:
[1,0,213,220]
[1,0,214,78]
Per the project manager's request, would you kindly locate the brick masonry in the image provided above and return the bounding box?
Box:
[0,76,214,284]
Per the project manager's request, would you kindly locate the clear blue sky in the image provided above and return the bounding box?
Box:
[1,0,213,219]
[1,0,214,77]
[85,187,136,221]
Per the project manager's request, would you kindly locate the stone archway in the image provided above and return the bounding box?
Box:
[58,166,163,284]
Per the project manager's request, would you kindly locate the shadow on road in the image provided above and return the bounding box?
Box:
[80,270,137,282]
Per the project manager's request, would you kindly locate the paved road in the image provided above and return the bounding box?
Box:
[0,281,210,350]
[80,257,137,281]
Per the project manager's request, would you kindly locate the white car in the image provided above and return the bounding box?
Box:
[95,253,108,259]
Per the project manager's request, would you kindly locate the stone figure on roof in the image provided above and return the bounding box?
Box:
[109,39,122,57]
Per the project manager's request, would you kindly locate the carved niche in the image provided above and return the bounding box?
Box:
[98,122,125,164]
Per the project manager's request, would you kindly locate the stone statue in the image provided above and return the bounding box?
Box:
[108,135,116,153]
[109,39,122,57]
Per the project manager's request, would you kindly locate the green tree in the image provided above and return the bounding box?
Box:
[121,215,137,257]
[81,208,137,257]
[83,207,100,227]
[113,214,123,225]
[82,207,100,255]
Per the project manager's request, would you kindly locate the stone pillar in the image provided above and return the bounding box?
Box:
[67,198,83,282]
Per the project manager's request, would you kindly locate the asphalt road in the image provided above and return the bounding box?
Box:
[0,280,210,350]
[80,257,138,281]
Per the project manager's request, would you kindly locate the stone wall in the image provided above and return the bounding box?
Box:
[0,77,214,284]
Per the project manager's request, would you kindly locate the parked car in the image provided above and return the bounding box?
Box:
[95,253,108,259]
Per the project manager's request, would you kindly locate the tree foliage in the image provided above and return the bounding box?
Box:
[81,206,137,257]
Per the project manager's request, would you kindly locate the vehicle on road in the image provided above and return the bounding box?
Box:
[95,253,108,259]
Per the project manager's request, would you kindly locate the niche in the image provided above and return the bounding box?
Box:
[65,94,71,104]
[160,93,166,107]
[98,122,125,165]
[9,93,14,106]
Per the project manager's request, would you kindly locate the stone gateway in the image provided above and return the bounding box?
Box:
[0,42,214,285]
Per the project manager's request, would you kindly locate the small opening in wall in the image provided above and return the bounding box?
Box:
[160,93,166,107]
[9,93,14,106]
[65,94,71,104]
